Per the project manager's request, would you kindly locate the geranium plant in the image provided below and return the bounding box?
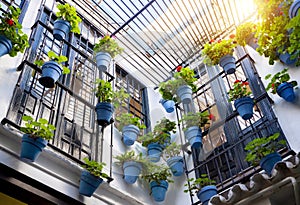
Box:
[35,51,70,74]
[56,3,82,34]
[115,113,146,131]
[184,174,216,196]
[202,39,236,65]
[0,6,29,57]
[94,35,124,58]
[180,110,211,131]
[265,68,297,94]
[235,22,257,47]
[82,158,109,179]
[228,80,252,102]
[286,12,300,65]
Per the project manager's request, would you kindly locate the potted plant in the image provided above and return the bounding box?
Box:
[139,118,176,162]
[228,80,254,120]
[93,35,124,71]
[159,67,197,104]
[286,9,300,66]
[184,174,217,205]
[202,39,237,74]
[163,142,184,176]
[20,116,56,162]
[36,51,70,88]
[159,98,175,113]
[115,113,146,146]
[289,0,300,18]
[235,22,258,49]
[114,150,147,184]
[244,132,286,175]
[79,158,109,197]
[0,6,29,57]
[180,111,211,149]
[53,3,82,41]
[265,68,298,102]
[94,79,129,126]
[141,163,173,202]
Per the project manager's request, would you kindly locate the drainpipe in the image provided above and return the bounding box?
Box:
[234,177,299,205]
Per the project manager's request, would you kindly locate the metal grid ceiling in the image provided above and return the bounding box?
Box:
[71,0,256,86]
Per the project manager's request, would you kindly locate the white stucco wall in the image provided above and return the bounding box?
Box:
[247,46,300,152]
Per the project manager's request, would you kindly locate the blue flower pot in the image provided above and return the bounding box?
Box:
[0,35,12,57]
[79,170,103,197]
[279,52,297,65]
[123,161,142,184]
[289,0,300,18]
[184,126,202,149]
[150,180,169,202]
[276,82,296,102]
[197,185,218,205]
[147,143,164,162]
[122,124,140,146]
[95,102,114,126]
[176,85,193,104]
[219,54,236,75]
[167,156,184,176]
[159,99,175,113]
[20,134,48,162]
[260,152,282,176]
[53,19,71,41]
[234,97,254,120]
[39,61,63,88]
[95,52,112,72]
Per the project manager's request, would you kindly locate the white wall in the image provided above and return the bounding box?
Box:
[247,46,300,152]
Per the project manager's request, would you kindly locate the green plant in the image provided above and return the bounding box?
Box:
[20,116,56,140]
[35,51,70,74]
[159,67,197,101]
[265,68,298,94]
[56,3,82,34]
[244,132,286,165]
[228,80,252,102]
[114,150,148,166]
[93,35,124,58]
[286,13,300,65]
[82,158,109,179]
[180,111,211,131]
[163,142,181,159]
[184,174,216,196]
[235,22,257,47]
[141,163,173,184]
[0,6,29,57]
[94,79,129,108]
[115,113,146,130]
[139,118,176,147]
[201,39,236,65]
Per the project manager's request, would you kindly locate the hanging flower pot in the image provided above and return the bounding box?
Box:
[276,82,296,102]
[122,161,142,184]
[39,61,63,88]
[259,152,282,175]
[95,52,112,72]
[234,97,254,120]
[166,156,184,177]
[147,142,164,162]
[289,0,300,18]
[197,185,218,205]
[184,126,202,149]
[0,35,12,57]
[122,124,140,146]
[159,99,175,113]
[79,170,103,197]
[20,134,48,162]
[219,54,236,74]
[53,19,71,41]
[279,52,297,65]
[176,85,193,104]
[150,180,169,202]
[95,102,114,126]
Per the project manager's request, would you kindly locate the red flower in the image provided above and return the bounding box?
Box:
[176,65,182,72]
[229,34,235,39]
[271,83,275,88]
[242,81,249,86]
[279,11,283,15]
[209,114,216,121]
[234,79,241,84]
[217,39,222,43]
[209,39,215,43]
[6,19,14,26]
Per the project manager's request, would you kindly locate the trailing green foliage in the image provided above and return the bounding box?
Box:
[114,150,148,166]
[20,116,56,140]
[228,80,252,102]
[115,113,146,130]
[265,68,298,94]
[0,6,29,57]
[82,158,109,179]
[235,22,257,47]
[180,111,210,131]
[56,3,82,34]
[141,163,173,184]
[93,35,124,58]
[163,142,181,159]
[286,14,300,65]
[184,174,216,196]
[244,132,286,165]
